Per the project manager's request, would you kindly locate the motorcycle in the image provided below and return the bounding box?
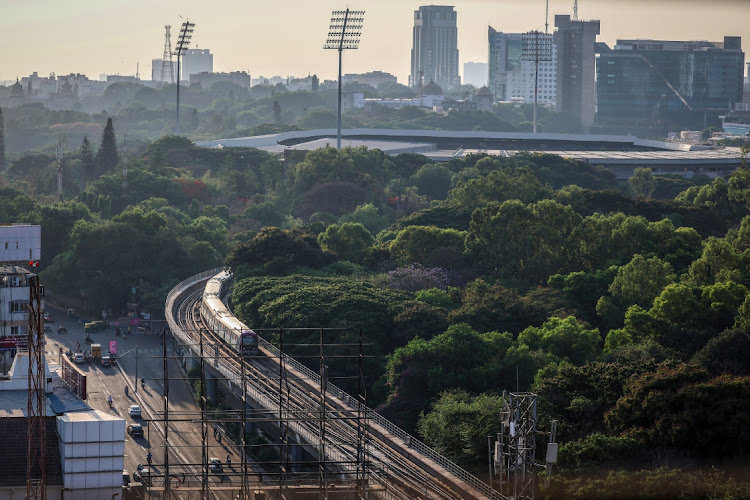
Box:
[108,396,113,408]
[44,324,51,332]
[141,378,146,389]
[58,325,67,334]
[115,327,121,336]
[85,335,93,343]
[146,453,153,466]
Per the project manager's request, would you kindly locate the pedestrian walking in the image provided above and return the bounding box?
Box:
[213,427,217,438]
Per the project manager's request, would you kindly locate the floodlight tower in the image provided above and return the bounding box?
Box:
[522,30,552,133]
[324,8,365,149]
[174,20,195,135]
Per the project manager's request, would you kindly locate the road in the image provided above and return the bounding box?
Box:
[43,305,244,498]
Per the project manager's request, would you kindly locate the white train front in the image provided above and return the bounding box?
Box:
[200,270,259,356]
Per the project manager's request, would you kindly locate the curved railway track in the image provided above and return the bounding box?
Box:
[168,271,503,500]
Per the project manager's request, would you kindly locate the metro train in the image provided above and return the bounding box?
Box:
[200,269,259,357]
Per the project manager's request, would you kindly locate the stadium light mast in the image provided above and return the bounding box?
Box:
[522,30,552,134]
[324,8,365,149]
[174,20,195,135]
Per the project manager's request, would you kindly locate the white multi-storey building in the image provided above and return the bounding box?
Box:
[488,27,557,105]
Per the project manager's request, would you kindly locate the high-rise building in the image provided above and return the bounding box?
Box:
[463,62,488,88]
[488,28,557,104]
[553,15,600,128]
[596,37,745,129]
[181,49,213,81]
[409,6,460,90]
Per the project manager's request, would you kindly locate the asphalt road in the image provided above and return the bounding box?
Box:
[43,304,243,497]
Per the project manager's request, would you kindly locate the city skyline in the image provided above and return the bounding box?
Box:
[1,0,748,85]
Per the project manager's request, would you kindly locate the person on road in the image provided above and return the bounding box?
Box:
[141,378,145,389]
[124,386,129,396]
[107,395,113,408]
[226,454,231,467]
[147,452,152,465]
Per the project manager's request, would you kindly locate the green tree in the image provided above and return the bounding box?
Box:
[389,225,466,267]
[417,390,504,469]
[96,117,118,173]
[409,163,453,200]
[606,363,750,457]
[338,203,391,235]
[80,137,95,181]
[317,222,375,264]
[518,316,601,365]
[628,168,657,199]
[608,255,676,309]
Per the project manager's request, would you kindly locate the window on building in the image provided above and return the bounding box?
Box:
[10,302,27,313]
[10,326,19,336]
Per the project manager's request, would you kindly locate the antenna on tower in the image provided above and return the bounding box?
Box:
[161,25,174,84]
[136,62,140,80]
[573,0,579,21]
[545,0,549,34]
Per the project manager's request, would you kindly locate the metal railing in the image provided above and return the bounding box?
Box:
[166,270,504,500]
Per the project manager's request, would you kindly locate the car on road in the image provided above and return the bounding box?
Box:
[209,457,223,473]
[127,423,143,437]
[128,405,141,418]
[43,312,53,322]
[100,355,111,367]
[73,352,84,364]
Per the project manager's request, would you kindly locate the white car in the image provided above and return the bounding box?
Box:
[74,352,84,364]
[128,405,141,418]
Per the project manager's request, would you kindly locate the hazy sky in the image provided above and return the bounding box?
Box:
[1,0,748,84]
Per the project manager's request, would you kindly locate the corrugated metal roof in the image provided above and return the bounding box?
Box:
[48,383,90,414]
[0,390,55,417]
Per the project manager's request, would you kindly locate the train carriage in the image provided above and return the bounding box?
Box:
[201,270,259,357]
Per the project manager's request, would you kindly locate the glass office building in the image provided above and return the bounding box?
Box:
[596,37,744,128]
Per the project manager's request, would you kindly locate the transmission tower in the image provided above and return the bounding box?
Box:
[161,25,174,84]
[573,0,579,21]
[27,275,47,499]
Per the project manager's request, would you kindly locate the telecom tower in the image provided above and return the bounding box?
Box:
[573,0,579,20]
[27,274,47,499]
[161,25,174,84]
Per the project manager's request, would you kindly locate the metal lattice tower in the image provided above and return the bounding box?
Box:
[573,0,579,21]
[509,393,537,500]
[26,275,47,499]
[161,25,174,84]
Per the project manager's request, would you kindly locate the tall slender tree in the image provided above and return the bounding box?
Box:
[80,136,95,181]
[0,107,5,170]
[96,117,118,173]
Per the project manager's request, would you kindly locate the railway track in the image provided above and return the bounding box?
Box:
[167,270,504,499]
